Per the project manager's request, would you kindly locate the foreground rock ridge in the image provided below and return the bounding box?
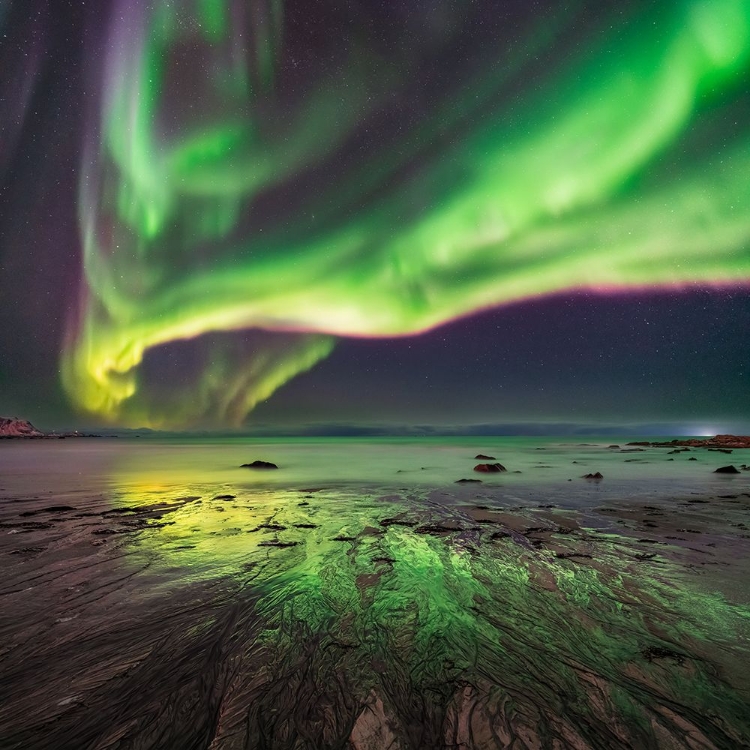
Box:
[0,441,749,748]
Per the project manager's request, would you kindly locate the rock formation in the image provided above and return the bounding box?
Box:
[0,417,44,438]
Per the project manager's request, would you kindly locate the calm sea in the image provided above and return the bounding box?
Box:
[0,436,743,508]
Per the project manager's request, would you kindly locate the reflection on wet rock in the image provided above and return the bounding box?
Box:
[1,473,749,748]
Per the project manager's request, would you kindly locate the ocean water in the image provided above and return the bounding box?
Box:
[0,435,744,503]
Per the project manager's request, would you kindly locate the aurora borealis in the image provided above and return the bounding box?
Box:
[4,7,750,745]
[1,0,749,429]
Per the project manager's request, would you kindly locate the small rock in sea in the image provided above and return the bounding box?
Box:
[474,454,496,460]
[474,463,507,473]
[582,472,604,480]
[240,460,278,469]
[607,445,620,448]
[213,494,236,501]
[455,478,482,484]
[714,465,740,474]
[709,448,733,454]
[688,457,697,461]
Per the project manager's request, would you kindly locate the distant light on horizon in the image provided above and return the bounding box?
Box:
[690,426,724,437]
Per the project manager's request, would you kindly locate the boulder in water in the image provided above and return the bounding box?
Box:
[473,463,506,473]
[714,465,740,474]
[241,460,278,469]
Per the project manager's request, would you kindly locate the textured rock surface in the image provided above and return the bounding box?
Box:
[0,417,43,438]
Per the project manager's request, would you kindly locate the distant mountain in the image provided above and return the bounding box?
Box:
[0,417,44,438]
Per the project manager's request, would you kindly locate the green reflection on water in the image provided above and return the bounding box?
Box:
[106,475,750,746]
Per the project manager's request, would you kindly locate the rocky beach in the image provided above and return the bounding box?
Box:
[0,436,748,749]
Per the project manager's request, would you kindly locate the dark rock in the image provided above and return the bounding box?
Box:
[473,463,506,473]
[607,445,620,448]
[714,465,740,474]
[474,454,496,460]
[708,448,733,454]
[213,494,236,501]
[240,460,278,469]
[489,530,511,540]
[258,540,298,548]
[20,505,76,517]
[380,518,417,527]
[10,546,45,556]
[688,457,697,461]
[582,472,603,480]
[641,646,686,665]
[413,524,457,536]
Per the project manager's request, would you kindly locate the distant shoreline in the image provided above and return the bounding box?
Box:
[0,417,101,440]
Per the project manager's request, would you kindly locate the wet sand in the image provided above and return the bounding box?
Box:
[0,467,749,748]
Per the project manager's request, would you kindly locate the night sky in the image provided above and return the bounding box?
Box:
[0,0,748,433]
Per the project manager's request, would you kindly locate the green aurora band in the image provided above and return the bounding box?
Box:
[63,0,750,427]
